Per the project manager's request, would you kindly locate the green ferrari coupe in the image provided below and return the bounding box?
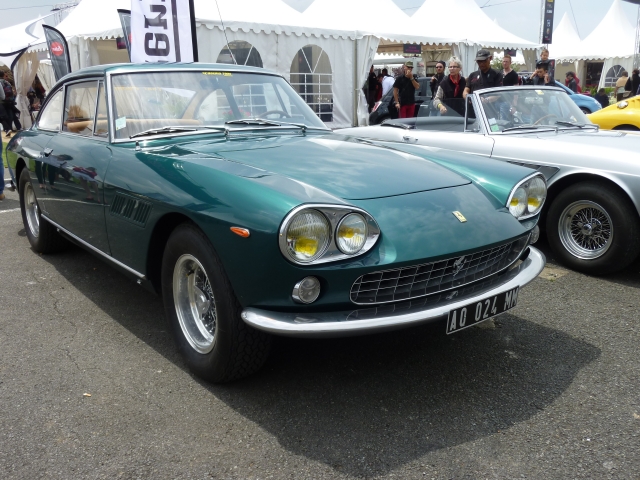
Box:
[5,63,546,382]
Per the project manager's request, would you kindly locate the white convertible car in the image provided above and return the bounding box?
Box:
[338,85,640,275]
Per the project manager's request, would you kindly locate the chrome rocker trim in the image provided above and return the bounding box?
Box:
[42,215,146,279]
[241,247,545,337]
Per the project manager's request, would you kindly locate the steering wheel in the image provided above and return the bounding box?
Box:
[258,110,292,119]
[533,114,558,126]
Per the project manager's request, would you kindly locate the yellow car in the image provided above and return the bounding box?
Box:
[587,97,640,131]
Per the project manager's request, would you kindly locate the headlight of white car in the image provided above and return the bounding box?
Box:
[507,173,547,220]
[279,205,380,265]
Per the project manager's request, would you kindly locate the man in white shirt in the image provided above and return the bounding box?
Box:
[381,68,395,96]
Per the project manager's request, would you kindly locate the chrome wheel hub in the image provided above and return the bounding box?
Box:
[23,182,40,238]
[173,254,217,354]
[559,201,613,260]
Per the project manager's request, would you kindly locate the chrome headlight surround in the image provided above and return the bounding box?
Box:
[279,204,381,265]
[506,173,547,220]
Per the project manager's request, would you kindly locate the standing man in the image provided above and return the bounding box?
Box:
[366,66,377,113]
[381,68,395,97]
[430,61,446,99]
[393,62,420,119]
[565,72,578,93]
[526,61,554,86]
[463,49,503,99]
[502,54,519,86]
[0,71,15,136]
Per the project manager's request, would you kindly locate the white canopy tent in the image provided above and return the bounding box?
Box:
[409,0,540,76]
[0,15,51,68]
[554,0,636,89]
[17,0,540,127]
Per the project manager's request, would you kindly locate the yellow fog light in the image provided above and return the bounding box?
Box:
[285,209,330,263]
[509,187,527,218]
[336,213,368,255]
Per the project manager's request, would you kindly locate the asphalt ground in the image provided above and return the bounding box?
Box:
[0,187,639,479]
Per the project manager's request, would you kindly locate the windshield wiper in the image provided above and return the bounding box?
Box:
[380,122,413,130]
[555,120,599,130]
[130,126,225,139]
[501,124,557,133]
[225,118,329,131]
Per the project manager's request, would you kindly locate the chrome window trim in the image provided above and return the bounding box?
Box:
[278,204,381,266]
[506,172,547,220]
[41,215,146,279]
[35,88,65,133]
[59,78,103,140]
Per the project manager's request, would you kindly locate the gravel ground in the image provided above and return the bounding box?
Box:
[0,188,638,479]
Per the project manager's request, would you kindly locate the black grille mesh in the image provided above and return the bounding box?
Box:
[350,236,529,305]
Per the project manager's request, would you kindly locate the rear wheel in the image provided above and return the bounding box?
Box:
[613,125,640,131]
[546,181,640,274]
[19,169,67,253]
[580,107,591,114]
[161,223,271,382]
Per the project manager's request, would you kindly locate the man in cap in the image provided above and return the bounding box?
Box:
[393,61,420,118]
[463,49,503,98]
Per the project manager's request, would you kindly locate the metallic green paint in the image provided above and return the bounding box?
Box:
[6,64,542,317]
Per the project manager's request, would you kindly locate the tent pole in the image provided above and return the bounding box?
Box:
[353,38,358,127]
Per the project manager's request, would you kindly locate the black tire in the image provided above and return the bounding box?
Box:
[580,107,591,114]
[18,169,67,253]
[546,181,640,275]
[161,223,271,383]
[613,125,640,131]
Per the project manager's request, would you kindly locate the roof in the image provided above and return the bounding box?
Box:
[49,62,278,88]
[548,13,582,60]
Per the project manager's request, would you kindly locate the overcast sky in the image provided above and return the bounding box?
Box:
[1,0,638,44]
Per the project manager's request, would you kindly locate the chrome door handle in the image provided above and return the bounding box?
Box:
[43,148,53,157]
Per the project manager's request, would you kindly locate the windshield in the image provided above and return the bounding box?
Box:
[477,88,591,133]
[111,70,327,139]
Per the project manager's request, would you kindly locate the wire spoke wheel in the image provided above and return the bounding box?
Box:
[558,201,613,260]
[23,182,40,238]
[173,254,217,354]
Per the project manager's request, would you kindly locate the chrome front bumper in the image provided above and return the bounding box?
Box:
[241,247,546,338]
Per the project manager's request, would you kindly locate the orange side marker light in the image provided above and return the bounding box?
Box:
[230,227,251,238]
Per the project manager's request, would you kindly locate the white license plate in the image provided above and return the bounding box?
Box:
[446,287,519,334]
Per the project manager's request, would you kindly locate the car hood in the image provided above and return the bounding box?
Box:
[493,129,640,167]
[174,133,470,200]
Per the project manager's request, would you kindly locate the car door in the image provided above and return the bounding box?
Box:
[22,88,65,217]
[409,97,495,156]
[42,79,112,254]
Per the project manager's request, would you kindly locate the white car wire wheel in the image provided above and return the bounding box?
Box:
[161,223,271,383]
[546,181,640,275]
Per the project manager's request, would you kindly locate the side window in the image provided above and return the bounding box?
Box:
[37,90,63,131]
[94,82,108,137]
[63,80,98,137]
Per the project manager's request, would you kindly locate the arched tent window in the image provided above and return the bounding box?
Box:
[290,45,333,122]
[604,64,625,87]
[217,41,263,68]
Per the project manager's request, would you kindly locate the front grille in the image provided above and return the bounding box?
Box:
[350,236,529,305]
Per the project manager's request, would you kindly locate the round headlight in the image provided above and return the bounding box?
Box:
[336,213,368,255]
[509,187,527,218]
[527,176,546,215]
[285,209,331,263]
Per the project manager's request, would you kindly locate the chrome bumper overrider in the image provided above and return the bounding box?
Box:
[241,247,546,337]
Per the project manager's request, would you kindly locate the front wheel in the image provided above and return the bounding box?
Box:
[161,223,271,382]
[546,181,640,274]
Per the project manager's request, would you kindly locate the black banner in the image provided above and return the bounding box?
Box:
[541,0,556,44]
[117,9,132,60]
[43,25,71,81]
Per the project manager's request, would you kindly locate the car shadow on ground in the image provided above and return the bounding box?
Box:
[39,242,601,477]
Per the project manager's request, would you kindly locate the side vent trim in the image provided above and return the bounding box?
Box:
[110,192,152,227]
